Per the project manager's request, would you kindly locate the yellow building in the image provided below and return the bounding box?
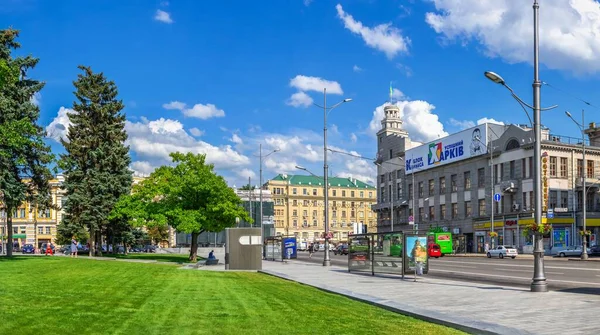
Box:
[0,175,147,250]
[266,174,377,243]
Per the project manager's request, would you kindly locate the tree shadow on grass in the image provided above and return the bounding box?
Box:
[0,256,38,262]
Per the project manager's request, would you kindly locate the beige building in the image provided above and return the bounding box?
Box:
[266,174,377,243]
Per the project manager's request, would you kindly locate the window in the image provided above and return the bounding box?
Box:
[332,190,337,196]
[408,183,413,200]
[499,163,504,181]
[450,174,457,192]
[522,158,527,178]
[549,157,557,177]
[440,177,446,193]
[396,182,402,200]
[342,190,346,197]
[351,210,355,218]
[587,160,594,178]
[351,191,355,197]
[577,159,583,178]
[464,171,471,190]
[292,200,297,206]
[440,204,446,220]
[380,187,385,202]
[293,188,297,195]
[292,210,297,216]
[293,220,298,227]
[465,201,472,217]
[529,192,534,211]
[388,173,392,182]
[560,157,568,178]
[478,168,485,188]
[303,210,308,216]
[38,226,43,234]
[369,192,372,198]
[397,170,402,179]
[303,188,307,195]
[380,175,385,183]
[303,200,309,206]
[312,189,317,196]
[360,191,364,198]
[451,203,458,219]
[342,211,346,218]
[560,191,568,208]
[332,210,337,218]
[528,157,533,179]
[522,192,527,211]
[429,206,434,221]
[510,160,515,179]
[312,210,317,217]
[479,199,486,216]
[418,182,424,198]
[389,149,393,159]
[428,179,435,196]
[418,207,424,222]
[312,220,317,227]
[549,190,558,209]
[45,227,51,234]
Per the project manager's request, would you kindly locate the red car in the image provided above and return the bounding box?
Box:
[428,243,442,258]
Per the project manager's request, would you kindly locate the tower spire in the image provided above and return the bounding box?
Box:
[389,81,393,103]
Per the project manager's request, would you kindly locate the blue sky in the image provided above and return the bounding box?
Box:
[4,0,600,186]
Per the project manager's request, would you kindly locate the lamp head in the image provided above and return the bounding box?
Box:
[343,98,353,103]
[565,111,572,118]
[295,165,306,171]
[484,71,505,85]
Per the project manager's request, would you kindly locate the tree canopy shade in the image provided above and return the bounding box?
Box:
[113,152,251,261]
[57,65,132,256]
[0,28,55,257]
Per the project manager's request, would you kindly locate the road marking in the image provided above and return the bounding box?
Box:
[433,260,600,272]
[430,269,600,286]
[434,264,477,269]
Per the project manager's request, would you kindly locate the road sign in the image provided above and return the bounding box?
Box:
[547,209,554,219]
[493,193,501,202]
[408,215,414,225]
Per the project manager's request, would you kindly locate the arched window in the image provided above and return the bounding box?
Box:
[506,139,520,151]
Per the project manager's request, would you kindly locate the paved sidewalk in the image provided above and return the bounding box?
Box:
[261,260,600,335]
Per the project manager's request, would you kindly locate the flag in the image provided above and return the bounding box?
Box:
[389,81,393,101]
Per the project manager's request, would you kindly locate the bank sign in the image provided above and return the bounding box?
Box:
[405,124,489,174]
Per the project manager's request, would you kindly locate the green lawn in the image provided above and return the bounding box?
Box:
[0,257,464,335]
[77,253,197,263]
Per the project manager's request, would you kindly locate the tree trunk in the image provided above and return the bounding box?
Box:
[189,231,199,262]
[6,211,13,257]
[96,228,102,257]
[89,227,95,257]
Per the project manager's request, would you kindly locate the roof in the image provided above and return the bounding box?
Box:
[269,174,375,189]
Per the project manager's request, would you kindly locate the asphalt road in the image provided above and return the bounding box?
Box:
[295,251,600,291]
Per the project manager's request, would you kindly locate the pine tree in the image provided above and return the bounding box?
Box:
[0,29,54,257]
[58,66,132,256]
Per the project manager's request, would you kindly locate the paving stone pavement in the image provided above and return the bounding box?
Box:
[260,260,600,335]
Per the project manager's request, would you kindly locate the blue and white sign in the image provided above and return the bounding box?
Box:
[406,124,489,174]
[283,237,297,259]
[546,209,554,219]
[493,193,501,202]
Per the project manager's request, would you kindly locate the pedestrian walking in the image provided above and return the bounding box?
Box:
[308,243,314,258]
[70,236,78,258]
[484,242,490,253]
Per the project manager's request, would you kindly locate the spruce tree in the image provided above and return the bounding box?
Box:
[58,66,132,256]
[0,29,54,257]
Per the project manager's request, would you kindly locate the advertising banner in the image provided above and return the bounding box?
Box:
[403,235,429,275]
[283,237,297,259]
[405,124,489,174]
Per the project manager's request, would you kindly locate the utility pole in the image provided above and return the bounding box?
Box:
[248,177,252,227]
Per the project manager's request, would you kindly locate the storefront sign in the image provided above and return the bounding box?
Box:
[554,207,569,213]
[541,152,549,211]
[505,220,517,226]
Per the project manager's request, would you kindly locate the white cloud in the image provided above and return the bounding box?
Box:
[131,161,155,175]
[289,75,343,94]
[162,101,226,119]
[46,107,74,142]
[350,133,358,143]
[286,91,313,108]
[336,4,410,59]
[392,88,405,100]
[303,0,313,6]
[330,124,340,135]
[353,65,363,72]
[369,100,448,143]
[162,101,186,110]
[425,0,600,74]
[236,168,256,180]
[449,118,475,130]
[396,63,413,77]
[154,9,173,24]
[230,133,243,144]
[477,117,504,125]
[31,92,41,106]
[189,128,205,137]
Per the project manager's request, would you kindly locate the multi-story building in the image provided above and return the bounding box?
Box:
[374,103,600,253]
[266,174,377,243]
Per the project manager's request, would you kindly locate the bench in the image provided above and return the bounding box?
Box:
[205,259,219,265]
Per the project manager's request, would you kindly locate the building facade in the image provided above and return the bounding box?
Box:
[266,174,377,243]
[374,103,600,253]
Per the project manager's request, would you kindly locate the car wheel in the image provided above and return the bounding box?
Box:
[435,257,439,259]
[487,252,491,258]
[559,252,565,257]
[499,253,504,259]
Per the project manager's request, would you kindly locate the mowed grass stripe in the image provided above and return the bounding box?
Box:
[0,257,464,335]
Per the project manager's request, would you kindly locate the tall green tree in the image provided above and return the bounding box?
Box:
[114,152,250,261]
[57,66,132,256]
[0,29,55,257]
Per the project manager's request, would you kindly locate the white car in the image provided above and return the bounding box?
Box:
[551,246,590,257]
[487,245,518,259]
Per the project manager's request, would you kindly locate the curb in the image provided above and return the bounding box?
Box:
[259,269,532,335]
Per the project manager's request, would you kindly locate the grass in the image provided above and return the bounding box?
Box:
[0,257,465,335]
[76,253,198,263]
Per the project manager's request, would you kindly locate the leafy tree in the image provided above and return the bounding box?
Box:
[57,66,132,256]
[116,152,250,261]
[239,184,255,190]
[0,29,54,257]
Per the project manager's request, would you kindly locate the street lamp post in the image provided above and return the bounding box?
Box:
[566,110,588,259]
[483,0,557,294]
[257,145,279,249]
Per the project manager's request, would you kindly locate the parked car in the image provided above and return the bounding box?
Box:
[334,244,349,255]
[589,246,600,257]
[487,245,518,259]
[143,245,157,253]
[428,243,442,258]
[551,246,590,257]
[21,244,35,254]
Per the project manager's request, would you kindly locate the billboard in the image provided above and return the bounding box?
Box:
[405,124,489,174]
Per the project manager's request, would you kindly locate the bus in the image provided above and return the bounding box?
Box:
[428,232,453,255]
